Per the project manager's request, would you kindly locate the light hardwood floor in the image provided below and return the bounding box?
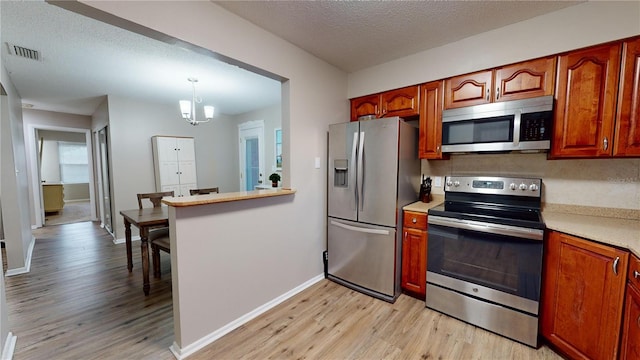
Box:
[4,221,562,359]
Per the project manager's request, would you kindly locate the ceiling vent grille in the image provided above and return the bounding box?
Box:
[6,43,40,61]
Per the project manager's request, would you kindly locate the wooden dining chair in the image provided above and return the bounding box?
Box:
[189,187,219,195]
[137,191,174,278]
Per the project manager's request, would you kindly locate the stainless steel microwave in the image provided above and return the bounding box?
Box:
[441,96,553,153]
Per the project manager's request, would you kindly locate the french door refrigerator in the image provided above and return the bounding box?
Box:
[327,116,419,302]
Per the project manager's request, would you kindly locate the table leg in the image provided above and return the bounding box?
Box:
[140,227,150,296]
[124,218,133,272]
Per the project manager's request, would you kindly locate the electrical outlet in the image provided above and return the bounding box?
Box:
[434,176,442,187]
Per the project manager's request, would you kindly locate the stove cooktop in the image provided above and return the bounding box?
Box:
[428,201,545,230]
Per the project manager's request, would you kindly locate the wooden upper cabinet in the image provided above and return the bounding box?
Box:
[444,57,556,109]
[380,85,420,118]
[541,231,628,360]
[494,57,556,102]
[614,37,640,157]
[350,85,420,121]
[551,43,621,158]
[350,94,380,121]
[419,80,447,159]
[444,70,492,109]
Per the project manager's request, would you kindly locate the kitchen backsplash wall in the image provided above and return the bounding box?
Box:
[422,154,640,213]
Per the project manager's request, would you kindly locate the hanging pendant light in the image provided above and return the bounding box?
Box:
[179,77,214,126]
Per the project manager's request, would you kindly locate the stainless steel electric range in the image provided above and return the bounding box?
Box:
[426,175,545,347]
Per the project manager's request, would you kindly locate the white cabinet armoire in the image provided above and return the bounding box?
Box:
[152,136,197,197]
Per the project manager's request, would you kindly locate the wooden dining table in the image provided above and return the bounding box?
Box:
[120,207,169,296]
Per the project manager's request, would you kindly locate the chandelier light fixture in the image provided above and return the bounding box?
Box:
[179,77,214,126]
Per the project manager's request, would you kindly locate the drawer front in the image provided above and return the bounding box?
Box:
[629,254,640,288]
[403,211,427,229]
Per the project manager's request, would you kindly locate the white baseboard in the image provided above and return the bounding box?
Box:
[1,332,16,360]
[113,235,140,245]
[5,236,35,277]
[169,274,325,359]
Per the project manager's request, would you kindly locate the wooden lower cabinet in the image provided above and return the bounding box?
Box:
[621,254,640,360]
[541,231,629,360]
[401,211,427,299]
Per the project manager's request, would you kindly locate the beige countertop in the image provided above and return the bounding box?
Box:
[402,194,444,213]
[542,211,640,257]
[162,188,296,207]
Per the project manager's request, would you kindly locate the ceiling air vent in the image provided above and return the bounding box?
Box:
[6,43,40,61]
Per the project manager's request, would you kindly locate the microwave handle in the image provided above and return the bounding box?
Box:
[496,87,500,100]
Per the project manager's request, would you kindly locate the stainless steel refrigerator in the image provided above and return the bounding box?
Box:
[327,116,419,302]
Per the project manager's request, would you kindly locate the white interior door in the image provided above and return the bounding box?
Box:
[238,120,265,191]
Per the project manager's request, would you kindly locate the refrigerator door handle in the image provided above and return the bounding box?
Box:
[350,131,358,210]
[357,131,365,211]
[330,220,390,235]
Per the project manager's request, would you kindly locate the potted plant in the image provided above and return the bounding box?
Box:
[269,173,281,187]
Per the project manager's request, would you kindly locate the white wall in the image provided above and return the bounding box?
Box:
[1,66,34,274]
[76,1,347,355]
[105,96,283,240]
[348,1,640,97]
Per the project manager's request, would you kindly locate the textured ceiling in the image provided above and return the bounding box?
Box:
[1,1,582,116]
[0,1,281,116]
[215,1,583,72]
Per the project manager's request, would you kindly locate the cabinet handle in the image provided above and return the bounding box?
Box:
[412,217,417,224]
[634,270,639,279]
[495,87,500,100]
[603,137,609,151]
[637,315,640,328]
[486,88,490,101]
[613,256,620,275]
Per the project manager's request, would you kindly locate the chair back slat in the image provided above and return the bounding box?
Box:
[189,187,219,195]
[137,191,175,209]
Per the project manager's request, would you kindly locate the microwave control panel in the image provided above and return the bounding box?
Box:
[520,111,552,141]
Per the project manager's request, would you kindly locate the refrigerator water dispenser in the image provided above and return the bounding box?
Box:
[333,159,348,187]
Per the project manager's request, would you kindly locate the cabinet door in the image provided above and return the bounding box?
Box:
[177,160,197,185]
[551,43,621,158]
[541,231,628,360]
[159,161,180,186]
[444,70,492,109]
[401,227,426,298]
[494,56,556,103]
[419,81,447,160]
[176,137,196,161]
[350,94,380,121]
[155,137,178,161]
[614,38,640,157]
[621,283,640,360]
[380,85,420,118]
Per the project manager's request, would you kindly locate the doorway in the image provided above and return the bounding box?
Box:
[27,124,97,228]
[238,120,265,191]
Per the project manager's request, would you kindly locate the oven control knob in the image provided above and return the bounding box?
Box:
[453,181,460,187]
[519,183,527,191]
[529,183,539,191]
[510,183,517,190]
[446,180,453,187]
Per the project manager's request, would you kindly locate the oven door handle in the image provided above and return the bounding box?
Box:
[428,215,544,241]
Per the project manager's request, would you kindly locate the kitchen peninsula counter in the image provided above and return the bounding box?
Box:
[162,188,296,207]
[542,209,640,257]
